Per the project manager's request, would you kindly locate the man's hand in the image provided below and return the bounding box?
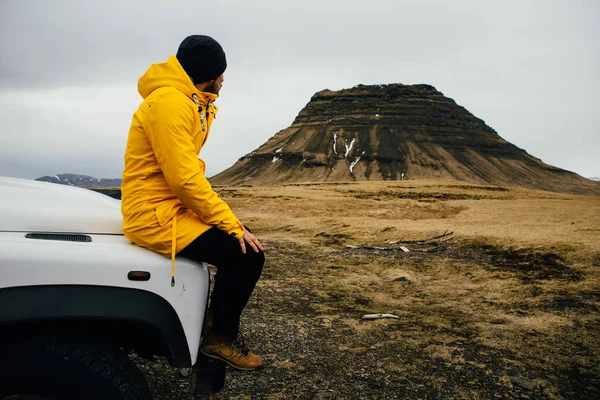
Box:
[238,230,264,254]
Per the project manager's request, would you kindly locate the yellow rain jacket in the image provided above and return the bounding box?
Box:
[121,55,244,276]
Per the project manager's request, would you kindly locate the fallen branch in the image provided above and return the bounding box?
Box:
[345,245,395,251]
[345,244,449,253]
[390,230,454,244]
[436,235,455,244]
[407,245,447,253]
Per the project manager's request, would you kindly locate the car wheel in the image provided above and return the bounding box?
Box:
[0,338,151,400]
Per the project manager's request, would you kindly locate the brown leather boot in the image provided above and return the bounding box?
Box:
[200,332,263,371]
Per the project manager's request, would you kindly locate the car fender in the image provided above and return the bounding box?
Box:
[0,232,209,366]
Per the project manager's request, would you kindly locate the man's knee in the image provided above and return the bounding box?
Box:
[244,249,264,279]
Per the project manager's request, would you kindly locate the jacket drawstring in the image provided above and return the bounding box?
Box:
[171,215,177,287]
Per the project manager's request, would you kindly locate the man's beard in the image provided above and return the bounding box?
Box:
[204,81,220,95]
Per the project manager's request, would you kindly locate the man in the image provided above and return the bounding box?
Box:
[121,35,264,371]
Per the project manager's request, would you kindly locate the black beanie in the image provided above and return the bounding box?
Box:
[176,35,227,83]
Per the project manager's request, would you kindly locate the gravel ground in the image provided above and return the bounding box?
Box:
[131,239,599,399]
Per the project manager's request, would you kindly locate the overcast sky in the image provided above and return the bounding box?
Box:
[1,0,598,180]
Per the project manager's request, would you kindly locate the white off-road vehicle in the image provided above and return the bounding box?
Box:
[0,177,224,400]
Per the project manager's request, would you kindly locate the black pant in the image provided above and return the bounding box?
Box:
[178,227,264,338]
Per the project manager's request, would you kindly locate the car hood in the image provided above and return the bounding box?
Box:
[0,177,123,235]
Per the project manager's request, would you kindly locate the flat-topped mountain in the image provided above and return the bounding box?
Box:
[211,84,599,195]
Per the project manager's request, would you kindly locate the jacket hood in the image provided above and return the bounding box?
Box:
[138,55,213,100]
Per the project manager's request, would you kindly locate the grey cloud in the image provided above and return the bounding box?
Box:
[0,0,599,180]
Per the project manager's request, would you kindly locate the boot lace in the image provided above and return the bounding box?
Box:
[232,332,250,357]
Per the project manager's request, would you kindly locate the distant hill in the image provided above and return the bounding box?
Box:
[210,83,600,196]
[36,173,122,188]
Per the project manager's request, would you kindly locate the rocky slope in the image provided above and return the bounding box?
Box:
[211,84,599,195]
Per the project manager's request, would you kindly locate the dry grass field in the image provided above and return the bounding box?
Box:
[141,180,600,399]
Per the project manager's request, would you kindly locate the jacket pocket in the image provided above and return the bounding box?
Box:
[153,205,179,227]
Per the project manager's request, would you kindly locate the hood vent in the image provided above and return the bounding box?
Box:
[25,233,92,243]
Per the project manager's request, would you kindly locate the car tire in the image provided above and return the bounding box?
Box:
[0,337,151,400]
